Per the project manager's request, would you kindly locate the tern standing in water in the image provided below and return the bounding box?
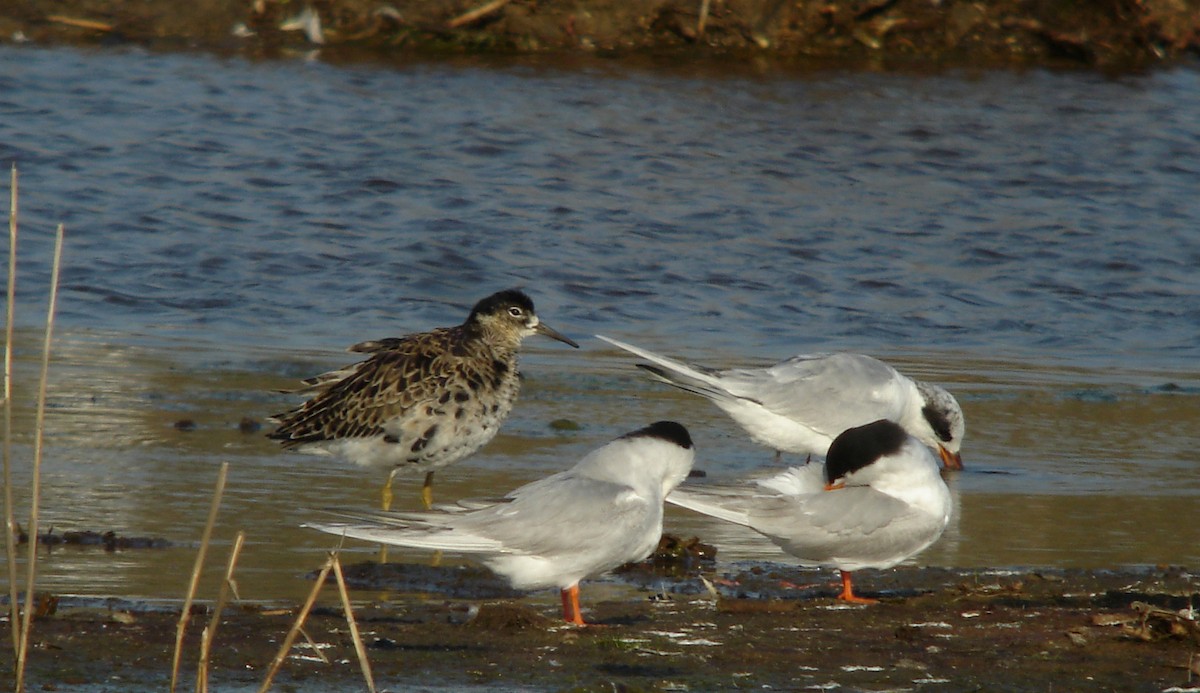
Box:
[597,335,965,470]
[668,419,952,603]
[308,421,696,625]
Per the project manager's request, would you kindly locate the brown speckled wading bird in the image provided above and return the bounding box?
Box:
[269,289,579,510]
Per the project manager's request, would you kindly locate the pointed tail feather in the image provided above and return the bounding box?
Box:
[596,335,739,404]
[304,520,502,553]
[666,487,753,527]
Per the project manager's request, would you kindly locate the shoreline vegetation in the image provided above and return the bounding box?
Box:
[1,0,1198,70]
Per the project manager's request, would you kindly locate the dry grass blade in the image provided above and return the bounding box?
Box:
[258,557,334,693]
[446,0,511,28]
[45,14,115,31]
[4,163,20,657]
[170,462,229,693]
[332,553,376,692]
[14,222,64,693]
[196,530,246,693]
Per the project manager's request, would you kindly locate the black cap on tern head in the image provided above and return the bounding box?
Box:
[621,421,693,450]
[921,404,954,444]
[825,419,907,484]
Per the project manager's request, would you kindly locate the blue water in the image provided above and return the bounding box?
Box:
[3,47,1198,365]
[0,45,1197,601]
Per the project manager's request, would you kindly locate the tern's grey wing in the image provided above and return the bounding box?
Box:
[668,464,826,526]
[462,472,656,559]
[746,487,945,569]
[719,353,910,439]
[305,507,505,552]
[309,473,657,558]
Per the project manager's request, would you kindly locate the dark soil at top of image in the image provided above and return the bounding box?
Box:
[2,0,1200,70]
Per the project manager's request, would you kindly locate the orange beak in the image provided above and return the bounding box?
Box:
[937,444,963,471]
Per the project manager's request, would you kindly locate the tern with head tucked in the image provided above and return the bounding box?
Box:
[307,421,696,625]
[667,419,952,603]
[595,335,964,470]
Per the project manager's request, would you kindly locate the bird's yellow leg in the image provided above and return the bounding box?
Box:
[421,471,443,566]
[378,468,401,563]
[381,469,398,512]
[421,471,435,510]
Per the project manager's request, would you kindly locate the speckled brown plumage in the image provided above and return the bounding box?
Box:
[269,289,578,508]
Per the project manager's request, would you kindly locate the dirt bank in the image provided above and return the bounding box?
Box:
[4,563,1198,691]
[2,0,1199,70]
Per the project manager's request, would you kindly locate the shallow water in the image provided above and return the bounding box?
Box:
[0,45,1197,603]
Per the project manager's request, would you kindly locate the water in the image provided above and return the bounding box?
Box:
[0,45,1197,603]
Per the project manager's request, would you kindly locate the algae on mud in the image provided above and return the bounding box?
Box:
[2,561,1198,691]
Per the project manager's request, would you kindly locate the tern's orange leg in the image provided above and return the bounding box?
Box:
[560,584,586,625]
[836,570,878,604]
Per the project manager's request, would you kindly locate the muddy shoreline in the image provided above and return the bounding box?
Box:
[4,562,1198,691]
[3,3,1199,691]
[2,0,1199,70]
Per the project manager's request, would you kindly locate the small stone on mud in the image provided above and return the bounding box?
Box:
[614,534,716,583]
[466,603,554,630]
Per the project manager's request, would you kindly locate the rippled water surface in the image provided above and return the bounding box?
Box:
[0,46,1197,602]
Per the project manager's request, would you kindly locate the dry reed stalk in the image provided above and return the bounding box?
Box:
[332,554,376,693]
[196,530,246,693]
[196,626,212,693]
[169,461,229,693]
[45,15,115,31]
[4,164,21,656]
[298,618,336,661]
[297,625,331,665]
[14,223,64,693]
[446,0,511,28]
[257,557,334,693]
